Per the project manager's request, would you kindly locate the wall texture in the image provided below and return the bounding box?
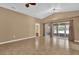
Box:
[0,7,40,42]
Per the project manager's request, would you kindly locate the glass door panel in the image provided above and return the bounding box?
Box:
[58,24,65,37]
[53,24,58,35]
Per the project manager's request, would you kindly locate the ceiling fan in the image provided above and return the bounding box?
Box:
[49,7,61,15]
[25,3,36,8]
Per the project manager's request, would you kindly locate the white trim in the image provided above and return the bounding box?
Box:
[74,40,79,43]
[0,36,36,45]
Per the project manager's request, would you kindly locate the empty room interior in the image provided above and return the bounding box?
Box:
[0,3,79,55]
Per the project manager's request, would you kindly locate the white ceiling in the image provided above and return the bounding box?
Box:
[0,3,79,19]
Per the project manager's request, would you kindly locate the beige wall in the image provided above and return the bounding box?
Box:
[73,17,79,42]
[41,11,79,42]
[0,7,40,42]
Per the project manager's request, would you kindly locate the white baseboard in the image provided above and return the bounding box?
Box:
[74,40,79,43]
[0,36,36,45]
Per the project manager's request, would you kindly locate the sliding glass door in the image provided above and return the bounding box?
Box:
[44,22,70,38]
[53,22,69,37]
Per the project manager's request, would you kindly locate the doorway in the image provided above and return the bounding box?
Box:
[35,23,40,37]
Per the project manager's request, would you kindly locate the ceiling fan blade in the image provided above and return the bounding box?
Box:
[25,3,36,8]
[29,3,36,5]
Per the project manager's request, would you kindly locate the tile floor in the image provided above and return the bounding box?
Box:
[0,35,79,55]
